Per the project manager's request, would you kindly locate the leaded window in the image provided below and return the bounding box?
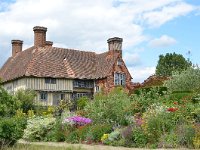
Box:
[114,73,126,86]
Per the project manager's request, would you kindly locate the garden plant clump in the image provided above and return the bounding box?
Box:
[0,67,200,149]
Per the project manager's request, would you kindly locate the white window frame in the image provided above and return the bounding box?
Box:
[114,72,126,86]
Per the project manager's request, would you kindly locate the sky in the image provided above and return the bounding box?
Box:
[0,0,200,83]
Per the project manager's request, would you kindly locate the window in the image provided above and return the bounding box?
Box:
[61,94,65,100]
[95,86,100,92]
[117,60,122,66]
[45,78,56,84]
[114,73,126,86]
[40,92,48,101]
[73,80,93,88]
[72,93,91,100]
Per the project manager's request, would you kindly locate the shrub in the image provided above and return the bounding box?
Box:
[45,118,66,142]
[158,131,178,148]
[14,89,36,113]
[142,104,174,144]
[0,116,26,147]
[0,87,20,117]
[23,116,56,141]
[65,130,79,143]
[175,123,195,148]
[84,87,132,126]
[77,96,89,110]
[164,67,200,93]
[129,88,167,113]
[85,124,112,142]
[132,127,148,147]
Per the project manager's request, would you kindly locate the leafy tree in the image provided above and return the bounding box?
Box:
[156,52,191,76]
[164,67,200,93]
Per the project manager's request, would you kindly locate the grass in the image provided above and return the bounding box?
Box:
[5,143,84,150]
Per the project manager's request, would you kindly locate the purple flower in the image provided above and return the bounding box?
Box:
[63,116,92,126]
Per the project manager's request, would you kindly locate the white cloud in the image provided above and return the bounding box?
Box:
[0,0,197,69]
[142,2,195,27]
[148,35,177,48]
[124,52,141,67]
[129,66,156,83]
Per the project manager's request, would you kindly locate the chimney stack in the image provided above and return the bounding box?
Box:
[33,26,47,47]
[107,37,123,57]
[45,41,53,47]
[11,40,23,57]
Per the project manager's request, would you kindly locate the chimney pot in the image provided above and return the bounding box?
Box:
[107,37,123,57]
[33,26,47,47]
[11,40,23,57]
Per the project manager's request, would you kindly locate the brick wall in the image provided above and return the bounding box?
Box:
[96,56,132,94]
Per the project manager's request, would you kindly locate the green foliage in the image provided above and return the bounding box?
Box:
[88,124,112,142]
[0,86,20,117]
[23,116,56,141]
[0,116,26,147]
[77,96,89,110]
[158,131,178,148]
[45,118,66,142]
[129,88,166,113]
[155,52,191,76]
[132,128,148,147]
[164,67,200,93]
[175,124,195,148]
[14,89,36,113]
[65,130,79,144]
[142,104,175,144]
[84,87,131,125]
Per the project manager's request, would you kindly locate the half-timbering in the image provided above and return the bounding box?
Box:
[0,26,132,105]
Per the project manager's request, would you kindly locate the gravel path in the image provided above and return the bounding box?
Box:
[18,140,188,150]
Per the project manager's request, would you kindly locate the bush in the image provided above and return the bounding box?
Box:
[0,87,20,117]
[88,124,112,142]
[84,87,132,125]
[132,127,148,147]
[77,96,89,110]
[142,104,174,144]
[14,89,36,113]
[65,130,79,144]
[129,88,167,114]
[23,116,56,141]
[164,67,200,93]
[45,118,66,142]
[0,116,26,147]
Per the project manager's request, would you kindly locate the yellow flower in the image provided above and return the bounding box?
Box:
[101,134,109,141]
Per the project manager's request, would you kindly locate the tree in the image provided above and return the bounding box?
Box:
[164,67,200,93]
[155,52,191,76]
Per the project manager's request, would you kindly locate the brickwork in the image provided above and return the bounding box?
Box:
[33,26,47,47]
[96,56,132,94]
[11,40,23,57]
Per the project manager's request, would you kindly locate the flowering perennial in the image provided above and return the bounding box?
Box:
[63,116,92,126]
[167,107,178,112]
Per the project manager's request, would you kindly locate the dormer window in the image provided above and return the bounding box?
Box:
[117,60,122,66]
[45,78,56,84]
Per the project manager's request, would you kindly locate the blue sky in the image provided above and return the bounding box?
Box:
[0,0,200,82]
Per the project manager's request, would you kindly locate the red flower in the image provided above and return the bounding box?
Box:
[167,107,178,112]
[173,101,178,105]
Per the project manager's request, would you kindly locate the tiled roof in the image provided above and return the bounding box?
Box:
[0,46,120,82]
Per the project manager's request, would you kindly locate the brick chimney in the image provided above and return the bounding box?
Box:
[33,26,47,47]
[11,40,23,57]
[45,41,53,48]
[107,37,123,57]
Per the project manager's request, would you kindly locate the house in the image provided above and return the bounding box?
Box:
[0,26,132,105]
